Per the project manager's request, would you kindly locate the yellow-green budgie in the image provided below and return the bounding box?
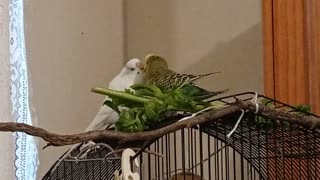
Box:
[143,54,228,100]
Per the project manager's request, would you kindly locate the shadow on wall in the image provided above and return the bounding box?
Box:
[124,0,174,63]
[124,0,263,94]
[183,23,263,94]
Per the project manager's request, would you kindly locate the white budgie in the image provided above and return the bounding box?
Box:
[85,58,144,131]
[49,58,144,174]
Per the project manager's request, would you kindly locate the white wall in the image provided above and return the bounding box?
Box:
[24,0,125,178]
[126,0,263,93]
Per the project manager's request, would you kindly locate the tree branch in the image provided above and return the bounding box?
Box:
[0,100,319,147]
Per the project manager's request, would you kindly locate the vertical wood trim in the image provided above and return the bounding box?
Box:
[262,0,275,98]
[273,0,290,103]
[263,0,310,106]
[287,0,296,104]
[305,0,320,114]
[290,0,309,104]
[274,0,309,105]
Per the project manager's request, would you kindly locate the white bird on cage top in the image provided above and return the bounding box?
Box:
[49,58,144,174]
[86,58,144,131]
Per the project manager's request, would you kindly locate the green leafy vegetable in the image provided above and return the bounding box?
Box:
[294,105,311,114]
[92,84,220,132]
[252,98,312,129]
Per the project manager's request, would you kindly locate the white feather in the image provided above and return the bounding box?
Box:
[85,101,118,131]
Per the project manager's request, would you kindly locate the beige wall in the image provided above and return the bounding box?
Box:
[25,0,262,178]
[25,0,125,178]
[126,1,263,179]
[126,0,263,93]
[0,0,15,178]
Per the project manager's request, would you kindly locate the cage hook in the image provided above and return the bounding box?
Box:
[121,148,140,180]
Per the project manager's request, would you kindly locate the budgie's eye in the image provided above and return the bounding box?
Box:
[131,68,135,71]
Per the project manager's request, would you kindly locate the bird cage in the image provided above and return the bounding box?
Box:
[43,92,320,180]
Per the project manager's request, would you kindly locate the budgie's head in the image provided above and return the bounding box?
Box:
[121,58,144,83]
[144,54,168,76]
[125,58,144,71]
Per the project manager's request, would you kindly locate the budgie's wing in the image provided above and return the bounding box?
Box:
[181,84,228,101]
[197,89,229,101]
[85,102,119,132]
[153,70,192,89]
[156,70,220,90]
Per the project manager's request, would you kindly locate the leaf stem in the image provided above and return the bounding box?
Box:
[91,87,153,104]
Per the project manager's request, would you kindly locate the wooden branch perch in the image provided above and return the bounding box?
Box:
[0,100,319,148]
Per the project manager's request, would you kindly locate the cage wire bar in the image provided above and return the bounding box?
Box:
[43,92,320,180]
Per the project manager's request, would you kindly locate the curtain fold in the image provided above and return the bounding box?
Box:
[9,0,39,179]
[0,0,39,179]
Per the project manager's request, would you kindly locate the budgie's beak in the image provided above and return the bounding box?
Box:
[136,62,144,70]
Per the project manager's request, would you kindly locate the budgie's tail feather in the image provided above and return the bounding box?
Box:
[198,72,221,77]
[85,104,118,132]
[190,71,221,82]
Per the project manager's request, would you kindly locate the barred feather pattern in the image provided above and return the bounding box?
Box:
[153,69,219,90]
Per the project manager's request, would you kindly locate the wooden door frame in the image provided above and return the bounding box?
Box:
[262,0,320,114]
[305,0,320,114]
[262,0,275,99]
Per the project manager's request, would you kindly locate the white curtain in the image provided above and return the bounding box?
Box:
[0,0,38,179]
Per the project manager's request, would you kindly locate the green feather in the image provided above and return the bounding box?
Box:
[180,84,228,101]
